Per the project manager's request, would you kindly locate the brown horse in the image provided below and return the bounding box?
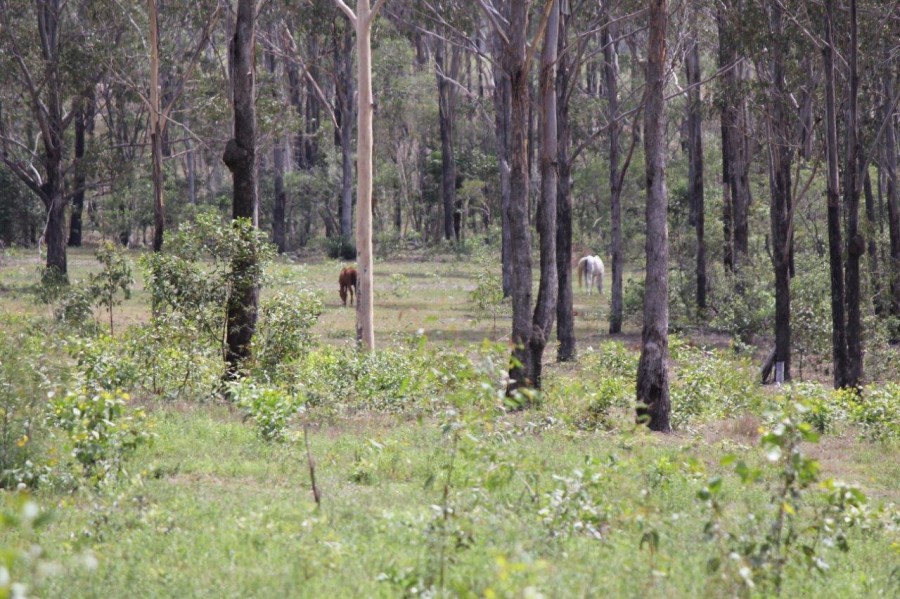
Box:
[338,267,358,306]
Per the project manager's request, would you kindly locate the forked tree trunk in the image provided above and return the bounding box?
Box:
[823,0,849,388]
[636,0,671,432]
[529,0,559,387]
[222,0,259,376]
[505,0,534,393]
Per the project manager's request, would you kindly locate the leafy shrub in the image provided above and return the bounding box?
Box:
[539,460,612,540]
[48,388,153,482]
[325,236,356,260]
[229,380,304,442]
[252,290,323,379]
[791,257,832,378]
[88,241,133,334]
[848,384,900,441]
[709,262,775,345]
[469,265,508,333]
[387,273,411,298]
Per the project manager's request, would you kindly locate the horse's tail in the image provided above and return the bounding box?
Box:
[576,258,585,289]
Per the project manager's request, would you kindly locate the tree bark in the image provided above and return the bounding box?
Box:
[505,0,534,393]
[555,5,575,362]
[884,44,900,323]
[435,36,459,241]
[636,0,671,432]
[149,0,165,252]
[222,0,259,376]
[603,7,624,334]
[266,27,287,254]
[68,96,93,247]
[864,169,882,315]
[843,0,863,387]
[822,0,849,388]
[765,0,793,382]
[685,22,706,312]
[529,0,559,387]
[333,21,355,240]
[491,12,513,297]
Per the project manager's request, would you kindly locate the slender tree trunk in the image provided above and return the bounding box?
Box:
[685,23,706,311]
[68,98,91,247]
[266,31,287,253]
[864,169,883,315]
[636,0,671,432]
[185,116,197,204]
[435,37,459,241]
[529,0,559,388]
[766,0,793,382]
[222,0,259,376]
[505,0,534,393]
[718,8,734,272]
[844,0,863,387]
[823,0,849,388]
[492,17,513,297]
[603,9,624,334]
[148,0,165,252]
[334,23,355,240]
[555,6,575,362]
[884,48,900,322]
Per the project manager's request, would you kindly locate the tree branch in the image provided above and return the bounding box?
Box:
[332,0,357,26]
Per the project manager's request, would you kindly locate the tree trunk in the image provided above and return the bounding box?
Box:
[823,0,849,388]
[636,0,671,433]
[685,22,706,312]
[843,0,863,387]
[222,0,259,376]
[68,98,92,247]
[884,45,900,323]
[149,0,165,252]
[766,0,793,382]
[529,0,559,388]
[864,169,883,315]
[492,15,513,297]
[266,30,287,254]
[505,0,534,393]
[555,6,575,362]
[603,8,625,334]
[334,22,355,240]
[435,36,459,241]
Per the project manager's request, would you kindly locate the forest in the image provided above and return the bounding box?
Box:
[1,0,899,597]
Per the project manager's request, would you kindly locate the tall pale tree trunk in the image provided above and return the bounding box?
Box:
[636,0,671,432]
[222,0,259,376]
[332,0,388,351]
[529,0,559,387]
[822,0,849,388]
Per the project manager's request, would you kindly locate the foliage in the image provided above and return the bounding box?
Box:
[87,242,133,335]
[1,495,56,599]
[324,236,356,260]
[539,460,613,540]
[252,290,323,379]
[48,388,152,483]
[229,380,304,442]
[469,261,509,333]
[699,397,879,596]
[709,262,775,346]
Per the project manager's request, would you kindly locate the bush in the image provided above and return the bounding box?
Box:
[325,236,356,260]
[252,290,323,380]
[229,380,305,442]
[48,388,153,483]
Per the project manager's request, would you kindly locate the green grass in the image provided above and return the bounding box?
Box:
[2,247,899,598]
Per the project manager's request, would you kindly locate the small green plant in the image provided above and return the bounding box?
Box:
[469,266,508,335]
[539,460,612,540]
[88,241,133,335]
[229,380,304,442]
[699,397,875,595]
[48,388,153,483]
[388,273,411,298]
[252,290,323,380]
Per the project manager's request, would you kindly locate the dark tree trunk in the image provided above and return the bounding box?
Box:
[68,97,93,247]
[864,169,883,315]
[505,0,534,393]
[685,23,706,312]
[435,37,459,241]
[718,8,733,272]
[529,0,559,388]
[843,0,863,387]
[602,8,624,334]
[334,22,355,240]
[766,0,793,382]
[823,0,849,388]
[717,4,752,271]
[265,31,287,253]
[636,0,671,433]
[555,6,575,362]
[222,0,259,377]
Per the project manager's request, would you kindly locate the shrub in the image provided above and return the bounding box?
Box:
[48,388,153,483]
[253,290,323,380]
[229,380,305,442]
[325,236,356,260]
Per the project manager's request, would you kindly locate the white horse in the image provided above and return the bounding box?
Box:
[576,255,605,295]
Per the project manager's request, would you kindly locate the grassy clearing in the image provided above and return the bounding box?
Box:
[1,247,899,598]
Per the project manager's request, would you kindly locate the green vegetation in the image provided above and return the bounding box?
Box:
[1,248,899,598]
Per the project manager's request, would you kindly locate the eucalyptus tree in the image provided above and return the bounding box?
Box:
[331,0,390,351]
[222,0,260,376]
[635,0,670,432]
